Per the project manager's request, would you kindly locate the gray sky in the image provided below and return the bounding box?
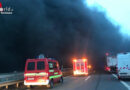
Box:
[85,0,130,38]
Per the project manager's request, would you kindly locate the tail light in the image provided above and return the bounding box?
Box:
[88,65,92,69]
[45,72,48,77]
[83,59,86,62]
[73,59,77,62]
[106,67,110,71]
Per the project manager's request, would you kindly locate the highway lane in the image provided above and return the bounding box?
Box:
[7,73,130,90]
[112,74,130,90]
[123,79,130,89]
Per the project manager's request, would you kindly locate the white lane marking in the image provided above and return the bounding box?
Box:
[112,74,130,90]
[112,74,117,78]
[85,76,91,81]
[120,81,130,90]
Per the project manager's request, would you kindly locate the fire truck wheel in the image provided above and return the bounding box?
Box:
[47,80,54,88]
[59,77,63,83]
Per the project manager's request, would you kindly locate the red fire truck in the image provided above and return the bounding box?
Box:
[73,59,88,75]
[24,58,63,88]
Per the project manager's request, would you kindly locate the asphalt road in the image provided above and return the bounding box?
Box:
[4,73,130,90]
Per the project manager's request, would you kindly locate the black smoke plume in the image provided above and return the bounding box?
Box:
[0,0,129,72]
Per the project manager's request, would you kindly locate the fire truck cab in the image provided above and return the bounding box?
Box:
[73,59,88,75]
[24,58,63,88]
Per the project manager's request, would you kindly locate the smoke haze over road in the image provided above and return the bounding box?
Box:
[0,0,130,72]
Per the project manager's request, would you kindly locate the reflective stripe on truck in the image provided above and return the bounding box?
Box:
[49,75,62,79]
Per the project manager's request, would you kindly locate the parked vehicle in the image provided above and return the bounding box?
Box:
[24,58,63,88]
[106,56,117,72]
[117,52,130,79]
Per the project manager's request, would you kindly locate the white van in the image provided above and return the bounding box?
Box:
[117,52,130,79]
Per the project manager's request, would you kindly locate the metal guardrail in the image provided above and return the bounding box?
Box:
[0,72,24,83]
[0,80,23,89]
[0,68,72,89]
[0,72,24,89]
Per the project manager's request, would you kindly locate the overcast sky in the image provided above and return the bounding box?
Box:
[85,0,130,38]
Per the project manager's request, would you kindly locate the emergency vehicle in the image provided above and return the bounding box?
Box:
[24,58,63,88]
[73,59,88,75]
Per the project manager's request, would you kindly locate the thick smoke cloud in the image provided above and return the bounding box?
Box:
[0,0,129,72]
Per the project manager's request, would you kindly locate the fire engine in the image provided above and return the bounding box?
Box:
[24,58,63,88]
[73,59,89,75]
